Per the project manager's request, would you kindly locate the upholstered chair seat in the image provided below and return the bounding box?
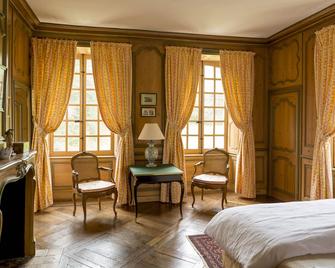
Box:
[193,174,228,185]
[191,148,229,209]
[78,180,116,193]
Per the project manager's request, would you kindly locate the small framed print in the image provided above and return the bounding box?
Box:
[141,107,156,117]
[140,93,157,106]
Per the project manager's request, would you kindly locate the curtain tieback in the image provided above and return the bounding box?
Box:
[119,124,131,137]
[34,122,48,138]
[168,121,181,130]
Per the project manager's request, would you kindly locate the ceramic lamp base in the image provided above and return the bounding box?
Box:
[145,141,158,168]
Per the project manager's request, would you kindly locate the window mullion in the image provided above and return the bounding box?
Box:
[81,54,85,151]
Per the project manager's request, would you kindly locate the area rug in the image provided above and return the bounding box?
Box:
[187,234,224,268]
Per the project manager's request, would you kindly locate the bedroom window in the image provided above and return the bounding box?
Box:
[50,52,113,156]
[182,60,228,154]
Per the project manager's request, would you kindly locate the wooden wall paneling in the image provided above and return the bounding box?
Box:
[300,157,312,200]
[270,34,302,89]
[12,9,30,85]
[256,150,267,195]
[269,89,300,201]
[13,80,30,141]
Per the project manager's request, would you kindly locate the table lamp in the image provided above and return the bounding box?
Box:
[138,123,165,167]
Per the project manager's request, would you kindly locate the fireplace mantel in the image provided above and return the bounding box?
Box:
[0,151,36,259]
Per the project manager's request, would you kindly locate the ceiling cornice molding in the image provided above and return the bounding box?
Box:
[268,4,335,43]
[33,22,268,45]
[9,0,40,29]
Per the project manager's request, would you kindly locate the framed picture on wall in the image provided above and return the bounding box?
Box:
[140,93,157,106]
[141,107,156,117]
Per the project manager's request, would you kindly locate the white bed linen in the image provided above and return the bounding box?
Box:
[205,199,335,268]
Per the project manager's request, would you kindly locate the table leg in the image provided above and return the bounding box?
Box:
[169,182,172,207]
[134,182,139,218]
[179,180,184,218]
[128,173,132,205]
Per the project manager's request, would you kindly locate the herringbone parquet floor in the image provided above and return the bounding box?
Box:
[1,192,273,268]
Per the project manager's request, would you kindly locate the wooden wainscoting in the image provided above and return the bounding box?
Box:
[269,89,300,201]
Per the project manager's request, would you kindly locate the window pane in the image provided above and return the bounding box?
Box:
[204,79,214,92]
[99,122,110,135]
[68,137,80,151]
[69,90,80,105]
[215,108,225,120]
[54,137,66,151]
[68,121,80,136]
[68,106,80,120]
[204,136,213,149]
[86,121,98,135]
[194,94,199,106]
[188,136,198,149]
[190,107,199,121]
[74,59,80,73]
[204,122,214,135]
[204,108,214,121]
[72,74,80,89]
[204,65,214,78]
[86,106,98,120]
[188,122,198,135]
[182,127,187,135]
[86,74,95,89]
[182,136,187,148]
[215,122,225,135]
[86,137,98,151]
[86,59,93,73]
[215,67,221,79]
[99,137,111,151]
[54,122,66,136]
[204,94,214,106]
[215,80,223,93]
[215,136,224,148]
[215,94,225,107]
[86,90,97,104]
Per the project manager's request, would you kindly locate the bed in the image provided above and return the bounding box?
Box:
[204,199,335,268]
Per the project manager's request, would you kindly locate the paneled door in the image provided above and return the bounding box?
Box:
[269,89,299,201]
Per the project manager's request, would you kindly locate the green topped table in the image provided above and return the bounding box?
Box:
[128,164,184,218]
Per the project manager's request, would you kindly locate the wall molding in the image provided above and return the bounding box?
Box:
[9,0,39,30]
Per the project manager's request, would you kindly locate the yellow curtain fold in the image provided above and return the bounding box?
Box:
[219,50,256,198]
[90,41,134,205]
[161,46,202,203]
[310,25,335,199]
[32,38,77,211]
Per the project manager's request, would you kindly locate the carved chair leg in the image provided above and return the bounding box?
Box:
[201,188,204,201]
[72,193,76,216]
[82,195,87,224]
[98,198,102,211]
[221,190,225,210]
[224,185,228,204]
[113,191,118,217]
[191,183,195,208]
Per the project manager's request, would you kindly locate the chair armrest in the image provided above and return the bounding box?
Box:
[98,166,115,183]
[193,161,204,178]
[72,170,79,189]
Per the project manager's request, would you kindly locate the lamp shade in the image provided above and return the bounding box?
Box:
[138,123,165,140]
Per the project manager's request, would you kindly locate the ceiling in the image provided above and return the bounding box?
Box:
[26,0,335,38]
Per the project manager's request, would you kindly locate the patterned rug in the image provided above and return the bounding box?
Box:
[187,234,224,268]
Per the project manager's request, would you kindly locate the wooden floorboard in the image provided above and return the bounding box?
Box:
[0,192,275,267]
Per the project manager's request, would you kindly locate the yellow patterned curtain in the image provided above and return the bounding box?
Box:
[310,25,335,199]
[32,38,77,211]
[161,46,202,203]
[220,50,256,198]
[90,41,134,205]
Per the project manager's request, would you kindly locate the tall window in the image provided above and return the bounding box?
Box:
[182,61,227,153]
[50,52,113,155]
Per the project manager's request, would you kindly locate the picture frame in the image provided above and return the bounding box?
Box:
[141,107,156,117]
[140,93,157,106]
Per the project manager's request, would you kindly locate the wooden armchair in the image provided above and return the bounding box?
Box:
[71,152,118,223]
[191,148,229,209]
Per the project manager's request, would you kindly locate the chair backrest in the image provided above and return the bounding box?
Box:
[71,152,100,183]
[203,148,229,175]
